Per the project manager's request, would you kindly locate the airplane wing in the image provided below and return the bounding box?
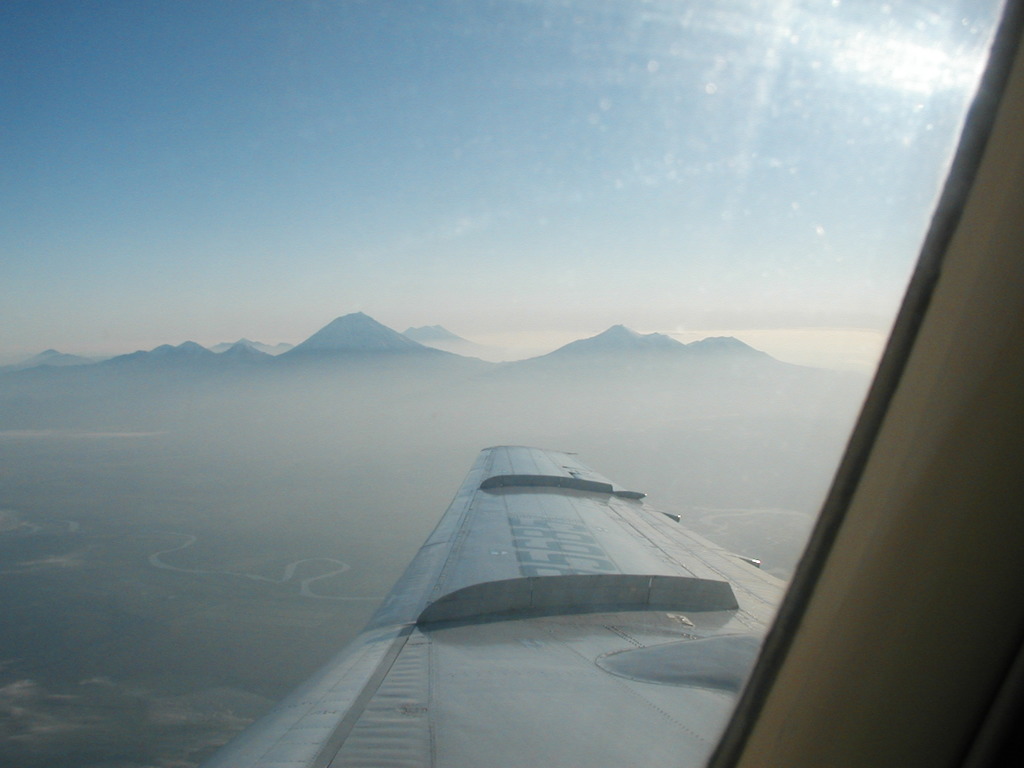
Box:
[202,446,783,768]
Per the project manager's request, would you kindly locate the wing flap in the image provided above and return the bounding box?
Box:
[417,573,738,624]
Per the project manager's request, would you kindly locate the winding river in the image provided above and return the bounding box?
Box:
[148,533,378,601]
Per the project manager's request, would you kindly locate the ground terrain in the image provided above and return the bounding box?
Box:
[0,350,867,766]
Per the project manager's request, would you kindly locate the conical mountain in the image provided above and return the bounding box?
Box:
[219,340,272,361]
[211,338,292,355]
[284,313,428,356]
[403,325,467,344]
[401,324,506,360]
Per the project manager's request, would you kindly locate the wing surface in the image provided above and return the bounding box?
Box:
[202,446,783,768]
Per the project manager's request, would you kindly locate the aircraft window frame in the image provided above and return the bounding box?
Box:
[707,2,1024,765]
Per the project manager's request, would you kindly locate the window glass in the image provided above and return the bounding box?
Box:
[0,2,1004,765]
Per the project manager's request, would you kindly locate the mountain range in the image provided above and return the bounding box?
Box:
[4,313,778,373]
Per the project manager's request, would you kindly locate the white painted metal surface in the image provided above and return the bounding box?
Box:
[203,446,783,768]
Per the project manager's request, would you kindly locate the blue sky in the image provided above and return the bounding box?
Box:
[1,1,1002,368]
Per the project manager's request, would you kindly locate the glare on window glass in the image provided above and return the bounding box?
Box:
[0,1,1004,766]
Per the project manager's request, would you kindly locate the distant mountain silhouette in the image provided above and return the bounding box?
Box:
[282,313,436,358]
[218,340,273,362]
[401,324,511,361]
[211,338,293,355]
[495,325,786,384]
[6,349,97,370]
[104,341,218,366]
[530,325,775,362]
[542,325,687,357]
[684,336,772,359]
[402,325,467,344]
[9,317,787,382]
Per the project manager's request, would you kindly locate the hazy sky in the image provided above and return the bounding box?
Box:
[1,0,1002,368]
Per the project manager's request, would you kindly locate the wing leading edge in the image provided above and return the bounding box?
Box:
[202,446,783,768]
